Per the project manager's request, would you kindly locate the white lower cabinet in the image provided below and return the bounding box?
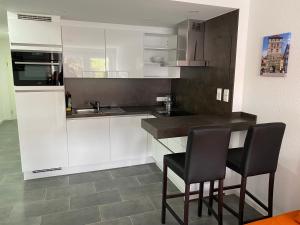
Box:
[66,115,150,169]
[67,117,110,167]
[110,115,148,161]
[15,90,68,173]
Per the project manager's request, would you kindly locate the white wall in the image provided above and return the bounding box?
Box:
[242,0,300,214]
[0,34,16,122]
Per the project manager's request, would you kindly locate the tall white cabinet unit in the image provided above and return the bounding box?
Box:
[15,87,68,173]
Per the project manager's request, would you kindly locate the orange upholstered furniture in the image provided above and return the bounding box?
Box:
[248,211,300,225]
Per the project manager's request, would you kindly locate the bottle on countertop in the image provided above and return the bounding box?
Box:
[66,92,72,112]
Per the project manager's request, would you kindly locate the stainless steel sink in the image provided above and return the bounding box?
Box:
[75,108,98,114]
[74,107,125,115]
[101,107,125,114]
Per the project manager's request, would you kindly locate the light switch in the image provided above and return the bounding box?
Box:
[216,88,222,101]
[223,89,230,102]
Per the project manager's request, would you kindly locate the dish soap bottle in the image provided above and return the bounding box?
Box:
[66,92,72,112]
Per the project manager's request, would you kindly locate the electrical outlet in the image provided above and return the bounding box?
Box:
[156,97,168,102]
[223,89,230,102]
[216,88,222,101]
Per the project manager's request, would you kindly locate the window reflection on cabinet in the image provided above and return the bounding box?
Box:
[62,25,106,78]
[105,29,144,78]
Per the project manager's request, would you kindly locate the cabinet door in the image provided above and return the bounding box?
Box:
[8,13,62,46]
[110,115,148,161]
[106,29,144,78]
[62,26,106,78]
[15,91,67,172]
[67,118,110,167]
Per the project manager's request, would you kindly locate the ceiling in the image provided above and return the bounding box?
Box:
[0,0,234,36]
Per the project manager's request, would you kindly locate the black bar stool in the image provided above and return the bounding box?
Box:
[161,126,231,225]
[212,123,286,225]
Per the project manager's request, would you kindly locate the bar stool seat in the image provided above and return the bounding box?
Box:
[212,123,286,225]
[164,153,185,179]
[226,147,243,173]
[161,126,231,225]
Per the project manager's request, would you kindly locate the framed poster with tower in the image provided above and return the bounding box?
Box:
[260,32,291,77]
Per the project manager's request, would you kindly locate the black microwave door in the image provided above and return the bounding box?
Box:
[13,63,63,86]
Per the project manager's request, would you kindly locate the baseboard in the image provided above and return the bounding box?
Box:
[23,156,155,180]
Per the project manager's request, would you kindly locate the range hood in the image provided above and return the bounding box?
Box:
[168,19,208,67]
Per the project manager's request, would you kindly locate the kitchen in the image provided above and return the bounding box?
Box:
[0,0,296,225]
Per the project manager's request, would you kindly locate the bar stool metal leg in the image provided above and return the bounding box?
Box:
[208,181,214,215]
[268,172,275,217]
[161,161,168,224]
[218,180,224,225]
[184,184,190,225]
[239,177,247,225]
[198,182,204,217]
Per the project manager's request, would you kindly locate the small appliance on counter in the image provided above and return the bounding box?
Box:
[156,95,173,113]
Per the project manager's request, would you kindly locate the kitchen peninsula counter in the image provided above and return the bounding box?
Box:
[142,112,257,139]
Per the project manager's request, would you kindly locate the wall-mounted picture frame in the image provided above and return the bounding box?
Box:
[260,32,291,77]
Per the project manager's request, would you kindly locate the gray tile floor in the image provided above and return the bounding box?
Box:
[0,120,262,225]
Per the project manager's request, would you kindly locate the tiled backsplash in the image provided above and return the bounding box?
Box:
[65,78,171,108]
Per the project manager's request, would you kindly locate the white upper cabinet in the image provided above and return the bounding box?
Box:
[143,33,180,78]
[7,12,62,48]
[62,25,106,78]
[105,29,144,78]
[61,21,177,79]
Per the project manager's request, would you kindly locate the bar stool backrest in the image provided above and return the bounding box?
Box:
[184,126,231,184]
[242,123,286,177]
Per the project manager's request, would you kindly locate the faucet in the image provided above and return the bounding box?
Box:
[90,101,101,113]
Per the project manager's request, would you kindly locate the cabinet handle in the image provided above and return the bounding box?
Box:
[14,62,60,66]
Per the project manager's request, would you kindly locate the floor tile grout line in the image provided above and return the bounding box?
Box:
[108,171,114,180]
[43,187,47,200]
[38,204,101,221]
[96,204,101,224]
[128,215,134,225]
[134,176,142,186]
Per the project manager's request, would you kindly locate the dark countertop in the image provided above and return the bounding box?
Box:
[141,112,257,139]
[66,106,168,119]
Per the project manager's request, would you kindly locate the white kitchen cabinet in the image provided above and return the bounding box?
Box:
[146,115,156,157]
[110,115,148,161]
[15,89,68,172]
[62,25,106,78]
[151,138,186,192]
[7,12,62,47]
[143,33,180,78]
[105,29,144,78]
[67,117,110,167]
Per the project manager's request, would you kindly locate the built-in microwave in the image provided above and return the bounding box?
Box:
[11,51,63,86]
